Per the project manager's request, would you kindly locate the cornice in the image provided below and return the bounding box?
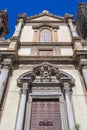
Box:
[25,20,66,23]
[20,42,72,46]
[17,56,74,64]
[0,50,17,61]
[27,12,64,21]
[0,50,16,54]
[74,50,87,56]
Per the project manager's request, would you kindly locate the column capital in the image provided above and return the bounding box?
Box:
[63,82,72,94]
[65,13,73,22]
[68,19,73,23]
[79,58,87,69]
[17,13,27,22]
[21,82,28,94]
[2,58,13,69]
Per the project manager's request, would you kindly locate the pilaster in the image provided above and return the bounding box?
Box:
[15,82,28,130]
[10,13,26,42]
[63,82,75,130]
[65,14,83,51]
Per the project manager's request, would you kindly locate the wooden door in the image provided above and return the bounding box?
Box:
[30,99,62,130]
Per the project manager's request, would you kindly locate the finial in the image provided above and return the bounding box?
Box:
[42,10,49,14]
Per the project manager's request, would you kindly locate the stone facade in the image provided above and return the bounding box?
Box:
[0,7,87,130]
[76,3,87,40]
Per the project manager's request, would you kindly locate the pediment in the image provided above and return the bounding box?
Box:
[28,10,65,21]
[17,62,74,87]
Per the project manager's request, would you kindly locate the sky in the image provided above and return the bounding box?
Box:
[0,0,87,39]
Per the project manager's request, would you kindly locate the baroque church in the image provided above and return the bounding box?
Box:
[0,3,87,130]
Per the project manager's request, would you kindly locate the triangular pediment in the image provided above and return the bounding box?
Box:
[28,10,65,21]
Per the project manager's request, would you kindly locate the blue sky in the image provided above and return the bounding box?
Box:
[0,0,87,39]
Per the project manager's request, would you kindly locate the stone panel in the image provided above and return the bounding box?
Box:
[57,25,71,42]
[20,26,34,42]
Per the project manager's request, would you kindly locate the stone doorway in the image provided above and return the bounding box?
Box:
[30,98,62,130]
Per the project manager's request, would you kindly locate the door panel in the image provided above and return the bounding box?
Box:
[30,99,62,130]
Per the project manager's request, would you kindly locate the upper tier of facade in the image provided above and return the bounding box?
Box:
[0,8,87,65]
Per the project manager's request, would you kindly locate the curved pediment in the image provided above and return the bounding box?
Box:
[17,62,74,87]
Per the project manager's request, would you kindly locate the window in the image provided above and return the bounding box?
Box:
[40,29,52,42]
[38,50,53,56]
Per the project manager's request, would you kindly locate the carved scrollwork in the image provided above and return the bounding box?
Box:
[17,62,75,90]
[39,119,53,126]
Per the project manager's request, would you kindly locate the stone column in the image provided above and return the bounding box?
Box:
[68,19,79,38]
[64,83,75,130]
[13,19,24,37]
[15,83,28,130]
[0,59,12,104]
[81,66,87,88]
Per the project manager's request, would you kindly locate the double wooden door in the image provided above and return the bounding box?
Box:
[30,99,62,130]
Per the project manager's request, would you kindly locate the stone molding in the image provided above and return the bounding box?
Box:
[27,10,64,21]
[32,23,59,30]
[17,62,75,92]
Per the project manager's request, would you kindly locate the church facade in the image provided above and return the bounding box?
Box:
[0,4,87,130]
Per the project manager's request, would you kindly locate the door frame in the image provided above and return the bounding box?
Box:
[24,92,69,130]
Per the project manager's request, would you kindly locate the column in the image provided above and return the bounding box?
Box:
[13,19,23,37]
[68,19,79,38]
[81,66,87,88]
[0,59,11,104]
[15,83,28,130]
[64,83,75,130]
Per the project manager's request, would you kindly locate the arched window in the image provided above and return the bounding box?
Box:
[40,29,52,42]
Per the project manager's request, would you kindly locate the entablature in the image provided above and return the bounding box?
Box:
[17,56,74,65]
[20,42,72,46]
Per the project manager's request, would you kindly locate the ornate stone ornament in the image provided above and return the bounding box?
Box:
[17,62,74,90]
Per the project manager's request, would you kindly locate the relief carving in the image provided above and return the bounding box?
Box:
[40,65,52,82]
[17,62,74,90]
